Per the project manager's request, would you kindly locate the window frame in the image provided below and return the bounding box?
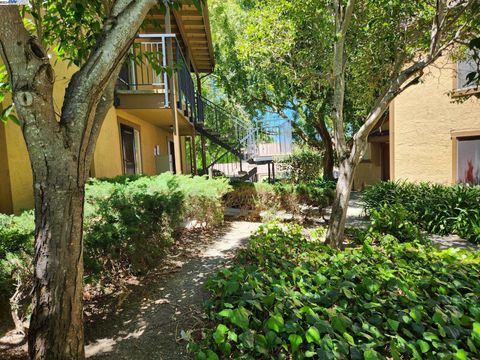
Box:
[452,55,480,97]
[451,129,480,185]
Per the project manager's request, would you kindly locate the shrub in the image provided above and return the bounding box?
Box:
[191,223,480,359]
[363,181,480,242]
[277,146,324,183]
[224,179,336,217]
[0,211,34,333]
[84,173,231,278]
[368,203,426,243]
[0,211,34,294]
[0,173,231,323]
[223,181,281,216]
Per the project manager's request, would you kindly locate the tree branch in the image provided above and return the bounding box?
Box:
[61,0,157,149]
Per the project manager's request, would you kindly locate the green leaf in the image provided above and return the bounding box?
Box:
[387,319,400,332]
[363,349,379,360]
[473,322,480,340]
[417,340,430,353]
[230,307,250,329]
[288,334,303,353]
[332,315,349,333]
[213,324,228,344]
[266,314,284,333]
[306,326,321,344]
[343,332,355,346]
[255,334,269,355]
[239,330,254,349]
[409,308,422,323]
[454,349,467,360]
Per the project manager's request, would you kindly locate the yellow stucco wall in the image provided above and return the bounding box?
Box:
[3,121,34,213]
[0,122,13,214]
[114,109,176,176]
[353,143,382,191]
[0,72,191,214]
[392,58,480,184]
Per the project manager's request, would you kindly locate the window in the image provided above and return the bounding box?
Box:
[457,55,479,91]
[457,136,480,185]
[120,124,142,175]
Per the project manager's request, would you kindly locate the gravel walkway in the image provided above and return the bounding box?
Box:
[84,221,260,360]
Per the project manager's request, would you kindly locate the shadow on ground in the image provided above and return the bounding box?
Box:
[84,221,260,360]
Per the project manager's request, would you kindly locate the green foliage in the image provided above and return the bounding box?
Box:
[277,147,324,184]
[84,173,231,278]
[223,179,336,217]
[0,173,231,294]
[368,203,426,243]
[0,211,34,294]
[363,181,480,243]
[192,223,480,359]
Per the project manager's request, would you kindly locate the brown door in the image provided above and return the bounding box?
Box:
[381,142,390,181]
[121,124,137,175]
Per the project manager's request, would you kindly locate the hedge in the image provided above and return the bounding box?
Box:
[362,181,480,243]
[0,173,231,332]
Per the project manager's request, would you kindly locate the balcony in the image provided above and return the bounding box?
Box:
[115,34,202,134]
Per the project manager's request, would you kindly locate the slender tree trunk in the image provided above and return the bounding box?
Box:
[323,145,334,180]
[318,125,334,181]
[326,158,355,248]
[28,170,86,360]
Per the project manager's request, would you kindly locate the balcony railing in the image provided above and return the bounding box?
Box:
[117,34,206,123]
[116,33,279,164]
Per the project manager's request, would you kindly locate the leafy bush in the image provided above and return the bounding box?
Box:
[363,181,480,242]
[191,223,480,359]
[84,173,231,278]
[0,211,34,293]
[368,203,426,243]
[224,179,336,217]
[0,211,34,333]
[277,147,324,183]
[0,174,231,323]
[223,181,281,215]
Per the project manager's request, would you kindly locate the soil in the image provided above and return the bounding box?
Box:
[0,221,260,360]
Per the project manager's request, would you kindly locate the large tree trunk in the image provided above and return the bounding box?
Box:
[326,158,355,248]
[28,170,86,360]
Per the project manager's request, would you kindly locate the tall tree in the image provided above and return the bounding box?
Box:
[211,0,479,247]
[0,1,200,358]
[209,0,336,179]
[326,0,479,246]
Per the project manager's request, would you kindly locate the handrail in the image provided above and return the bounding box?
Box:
[117,33,294,171]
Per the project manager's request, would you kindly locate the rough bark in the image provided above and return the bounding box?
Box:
[0,1,157,359]
[325,0,471,247]
[326,159,354,248]
[313,116,334,180]
[29,180,86,359]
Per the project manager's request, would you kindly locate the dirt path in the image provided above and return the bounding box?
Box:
[84,221,260,360]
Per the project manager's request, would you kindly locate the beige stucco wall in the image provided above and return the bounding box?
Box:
[353,142,382,191]
[2,121,34,213]
[0,121,14,214]
[392,58,480,184]
[114,109,176,176]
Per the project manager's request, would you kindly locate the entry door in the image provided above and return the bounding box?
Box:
[121,124,140,175]
[381,143,390,181]
[168,140,177,174]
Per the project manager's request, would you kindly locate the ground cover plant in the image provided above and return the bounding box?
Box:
[0,173,231,334]
[363,181,480,243]
[191,223,480,359]
[223,179,336,218]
